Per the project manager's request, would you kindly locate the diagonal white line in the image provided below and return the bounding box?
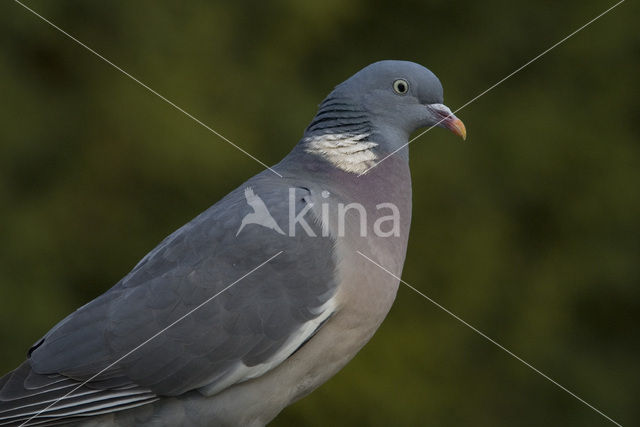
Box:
[20,251,283,426]
[13,0,283,178]
[360,0,626,176]
[356,250,623,427]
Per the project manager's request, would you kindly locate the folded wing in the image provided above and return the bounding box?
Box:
[0,176,338,425]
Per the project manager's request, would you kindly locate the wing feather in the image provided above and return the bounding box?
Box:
[1,174,338,425]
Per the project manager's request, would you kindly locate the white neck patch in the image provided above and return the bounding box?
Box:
[303,133,378,174]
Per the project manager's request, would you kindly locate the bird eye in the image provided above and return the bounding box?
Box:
[392,79,409,95]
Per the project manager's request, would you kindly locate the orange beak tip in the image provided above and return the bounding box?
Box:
[451,117,467,141]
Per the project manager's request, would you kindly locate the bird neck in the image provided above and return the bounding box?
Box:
[298,96,408,174]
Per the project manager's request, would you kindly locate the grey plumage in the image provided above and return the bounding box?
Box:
[0,60,465,426]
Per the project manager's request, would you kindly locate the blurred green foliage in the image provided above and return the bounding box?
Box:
[1,0,638,425]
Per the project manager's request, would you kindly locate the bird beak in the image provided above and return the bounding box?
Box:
[426,103,467,140]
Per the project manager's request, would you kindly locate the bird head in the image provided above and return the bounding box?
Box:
[308,60,466,153]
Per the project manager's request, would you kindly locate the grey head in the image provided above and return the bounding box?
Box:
[303,60,466,164]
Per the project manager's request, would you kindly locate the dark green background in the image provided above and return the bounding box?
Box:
[1,1,638,425]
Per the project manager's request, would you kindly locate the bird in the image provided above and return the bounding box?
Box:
[0,60,466,426]
[235,187,285,236]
